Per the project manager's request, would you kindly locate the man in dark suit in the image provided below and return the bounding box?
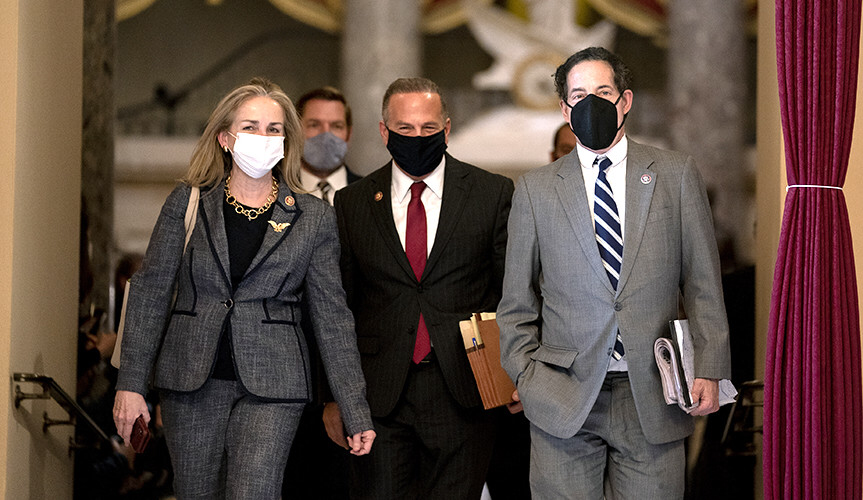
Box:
[330,77,514,499]
[498,47,731,498]
[284,86,362,499]
[296,86,362,202]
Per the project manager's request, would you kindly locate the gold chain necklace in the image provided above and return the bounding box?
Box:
[224,175,279,221]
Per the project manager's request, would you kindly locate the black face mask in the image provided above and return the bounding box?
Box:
[386,128,447,177]
[565,93,627,151]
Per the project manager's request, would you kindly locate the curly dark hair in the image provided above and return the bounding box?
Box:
[553,47,633,101]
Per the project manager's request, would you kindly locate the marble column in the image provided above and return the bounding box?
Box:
[341,0,421,174]
[667,0,751,269]
[82,0,116,315]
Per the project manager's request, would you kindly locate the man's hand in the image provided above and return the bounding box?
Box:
[113,390,150,443]
[506,389,524,414]
[322,402,349,450]
[347,429,376,456]
[689,378,720,416]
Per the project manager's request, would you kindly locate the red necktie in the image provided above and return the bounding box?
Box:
[406,182,430,364]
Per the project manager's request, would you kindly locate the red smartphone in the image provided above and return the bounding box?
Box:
[130,414,150,453]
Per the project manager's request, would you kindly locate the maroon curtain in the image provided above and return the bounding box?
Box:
[766,1,862,498]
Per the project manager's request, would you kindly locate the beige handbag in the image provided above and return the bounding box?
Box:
[111,186,199,368]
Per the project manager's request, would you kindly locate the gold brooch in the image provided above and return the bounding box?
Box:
[284,196,295,206]
[374,191,383,202]
[268,221,290,232]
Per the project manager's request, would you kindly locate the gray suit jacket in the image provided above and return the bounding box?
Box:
[115,180,372,435]
[497,140,731,444]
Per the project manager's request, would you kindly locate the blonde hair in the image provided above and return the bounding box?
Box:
[183,77,305,192]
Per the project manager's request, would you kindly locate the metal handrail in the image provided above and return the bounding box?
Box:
[117,29,297,134]
[720,379,763,456]
[13,372,111,443]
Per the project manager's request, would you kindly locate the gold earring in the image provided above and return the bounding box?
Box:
[222,145,229,153]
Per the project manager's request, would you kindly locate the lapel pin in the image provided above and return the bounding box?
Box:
[284,195,295,206]
[268,221,290,233]
[640,173,653,185]
[374,191,383,202]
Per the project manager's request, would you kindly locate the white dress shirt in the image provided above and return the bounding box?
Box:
[391,157,446,257]
[576,136,629,372]
[576,135,628,239]
[301,165,349,205]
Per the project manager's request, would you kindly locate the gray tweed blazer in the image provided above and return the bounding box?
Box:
[115,179,372,435]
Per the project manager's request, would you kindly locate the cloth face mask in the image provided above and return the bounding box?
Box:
[228,132,285,179]
[565,93,627,151]
[303,132,348,172]
[385,128,447,177]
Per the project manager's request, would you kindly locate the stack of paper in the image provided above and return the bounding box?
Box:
[654,319,738,413]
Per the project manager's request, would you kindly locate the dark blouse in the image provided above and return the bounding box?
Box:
[211,197,275,380]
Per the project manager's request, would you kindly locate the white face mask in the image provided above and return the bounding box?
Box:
[228,132,285,179]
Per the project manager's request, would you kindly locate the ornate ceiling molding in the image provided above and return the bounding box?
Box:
[584,0,758,44]
[116,0,158,21]
[267,0,342,33]
[116,0,489,33]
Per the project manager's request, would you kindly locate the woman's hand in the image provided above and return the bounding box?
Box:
[113,390,150,443]
[322,402,350,450]
[347,429,376,456]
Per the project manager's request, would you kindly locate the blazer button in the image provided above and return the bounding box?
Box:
[613,302,622,311]
[417,284,423,293]
[223,299,234,309]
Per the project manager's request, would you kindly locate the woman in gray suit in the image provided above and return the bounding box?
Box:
[112,78,375,499]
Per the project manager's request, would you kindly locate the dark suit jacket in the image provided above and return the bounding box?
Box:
[115,180,372,435]
[334,154,514,417]
[304,165,362,405]
[345,165,361,185]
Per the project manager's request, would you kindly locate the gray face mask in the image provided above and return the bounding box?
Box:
[302,132,348,172]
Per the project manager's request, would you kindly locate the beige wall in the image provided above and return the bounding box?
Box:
[0,3,17,497]
[754,2,781,495]
[1,2,83,499]
[755,1,863,498]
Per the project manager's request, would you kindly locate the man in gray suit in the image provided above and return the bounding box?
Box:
[497,47,732,498]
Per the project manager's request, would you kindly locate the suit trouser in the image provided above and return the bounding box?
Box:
[282,402,350,499]
[529,372,685,500]
[161,378,304,500]
[349,356,496,500]
[485,408,531,500]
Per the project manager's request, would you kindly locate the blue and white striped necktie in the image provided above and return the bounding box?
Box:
[593,155,625,360]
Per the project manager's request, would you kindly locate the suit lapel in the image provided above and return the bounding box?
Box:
[366,165,416,280]
[617,142,656,294]
[555,155,614,293]
[200,181,232,289]
[243,181,302,279]
[424,155,468,278]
